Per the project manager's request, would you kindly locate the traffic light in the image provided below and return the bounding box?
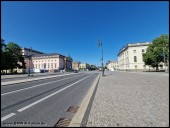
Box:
[98,39,102,47]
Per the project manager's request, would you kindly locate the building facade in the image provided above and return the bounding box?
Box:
[18,48,73,73]
[31,53,72,72]
[79,63,90,70]
[72,61,81,70]
[16,48,44,73]
[118,42,156,71]
[117,42,167,71]
[106,61,118,71]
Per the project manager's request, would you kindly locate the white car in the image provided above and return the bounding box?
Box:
[34,69,41,73]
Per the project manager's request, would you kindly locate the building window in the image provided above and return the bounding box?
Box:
[55,64,56,68]
[133,50,136,53]
[142,49,145,53]
[51,63,53,68]
[48,64,50,68]
[135,65,137,69]
[134,56,137,62]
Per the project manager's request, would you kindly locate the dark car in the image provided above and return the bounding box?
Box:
[74,70,79,73]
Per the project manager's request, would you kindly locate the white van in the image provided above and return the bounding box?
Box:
[34,69,41,73]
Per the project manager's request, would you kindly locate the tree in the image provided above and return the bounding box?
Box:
[4,42,26,73]
[106,60,111,66]
[143,34,169,71]
[1,40,8,72]
[90,65,97,70]
[1,39,5,51]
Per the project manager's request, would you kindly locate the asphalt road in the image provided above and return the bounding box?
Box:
[1,72,99,127]
[1,72,67,82]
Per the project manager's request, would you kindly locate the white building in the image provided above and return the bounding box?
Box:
[117,42,166,71]
[106,61,118,71]
[79,63,90,70]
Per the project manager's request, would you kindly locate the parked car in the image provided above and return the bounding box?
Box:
[34,69,41,73]
[25,69,35,73]
[74,70,79,73]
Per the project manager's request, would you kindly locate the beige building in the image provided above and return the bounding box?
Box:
[79,63,90,70]
[106,61,118,71]
[117,42,167,71]
[16,48,44,73]
[72,61,81,70]
[117,42,154,71]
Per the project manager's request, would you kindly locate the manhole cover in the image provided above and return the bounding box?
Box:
[67,106,79,113]
[54,118,71,127]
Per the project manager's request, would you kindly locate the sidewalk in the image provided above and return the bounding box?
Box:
[86,71,169,127]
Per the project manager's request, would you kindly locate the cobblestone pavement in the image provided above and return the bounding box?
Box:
[86,71,169,127]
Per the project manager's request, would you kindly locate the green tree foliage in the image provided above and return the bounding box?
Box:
[90,65,97,70]
[3,42,26,73]
[143,34,169,71]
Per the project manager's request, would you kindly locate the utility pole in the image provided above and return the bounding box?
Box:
[98,39,104,76]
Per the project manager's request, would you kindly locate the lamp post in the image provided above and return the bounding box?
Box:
[64,57,67,70]
[28,47,32,76]
[166,43,169,73]
[98,39,104,76]
[163,47,166,72]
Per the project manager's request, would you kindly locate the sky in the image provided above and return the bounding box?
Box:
[1,1,169,66]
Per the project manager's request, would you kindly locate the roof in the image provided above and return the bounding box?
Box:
[22,47,44,54]
[32,53,62,57]
[117,42,151,56]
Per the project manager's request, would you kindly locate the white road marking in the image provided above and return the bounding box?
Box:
[1,113,16,122]
[17,73,94,112]
[1,74,85,96]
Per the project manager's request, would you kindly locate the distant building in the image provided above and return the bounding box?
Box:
[106,61,118,71]
[18,48,73,73]
[72,61,81,70]
[31,53,73,72]
[17,47,44,73]
[79,63,90,70]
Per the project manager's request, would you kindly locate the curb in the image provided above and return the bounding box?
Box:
[1,73,75,86]
[68,73,100,127]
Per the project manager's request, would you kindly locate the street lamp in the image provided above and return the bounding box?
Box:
[28,47,32,76]
[98,39,104,76]
[165,44,169,73]
[163,47,166,72]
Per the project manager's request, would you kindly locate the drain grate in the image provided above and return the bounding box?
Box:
[54,118,71,127]
[67,106,79,113]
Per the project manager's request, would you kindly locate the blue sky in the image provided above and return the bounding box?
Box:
[1,1,169,66]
